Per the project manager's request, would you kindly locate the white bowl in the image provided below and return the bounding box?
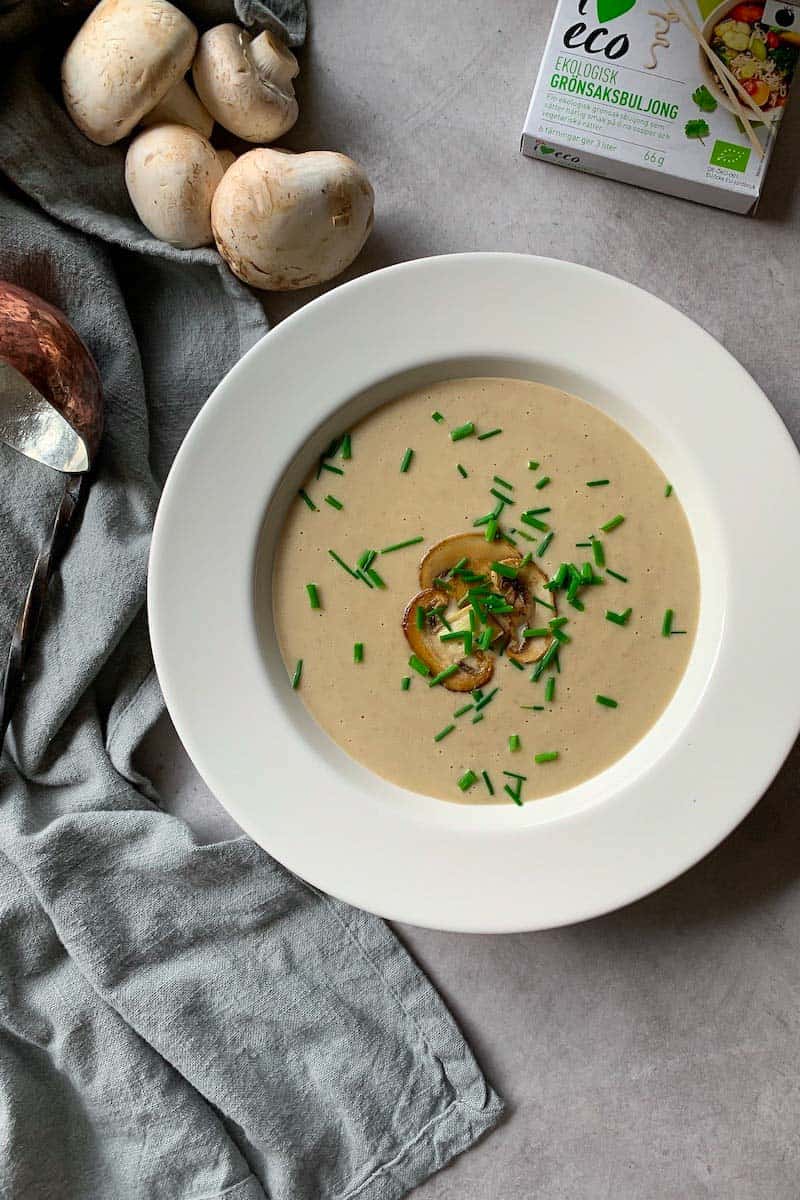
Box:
[149,254,800,932]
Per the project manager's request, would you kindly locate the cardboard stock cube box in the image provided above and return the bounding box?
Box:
[521,0,799,212]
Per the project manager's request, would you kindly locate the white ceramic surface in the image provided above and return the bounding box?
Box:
[148,253,800,933]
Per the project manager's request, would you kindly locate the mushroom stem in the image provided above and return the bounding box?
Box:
[141,78,214,138]
[247,30,299,89]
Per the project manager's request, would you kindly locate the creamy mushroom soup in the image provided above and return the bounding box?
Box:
[272,378,700,805]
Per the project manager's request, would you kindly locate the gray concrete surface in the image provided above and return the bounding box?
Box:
[140,2,800,1195]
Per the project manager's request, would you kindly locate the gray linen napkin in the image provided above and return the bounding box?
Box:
[0,6,503,1198]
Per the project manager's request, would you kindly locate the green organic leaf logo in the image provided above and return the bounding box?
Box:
[596,0,635,21]
[539,145,556,154]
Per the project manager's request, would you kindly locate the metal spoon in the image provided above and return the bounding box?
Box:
[0,281,104,746]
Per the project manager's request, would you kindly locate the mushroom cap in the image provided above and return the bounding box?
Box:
[402,589,494,692]
[211,148,375,291]
[125,124,225,249]
[192,24,299,143]
[62,0,197,146]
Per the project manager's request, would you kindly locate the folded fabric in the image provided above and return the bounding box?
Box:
[0,5,503,1198]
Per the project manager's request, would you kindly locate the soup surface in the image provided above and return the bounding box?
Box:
[273,378,699,804]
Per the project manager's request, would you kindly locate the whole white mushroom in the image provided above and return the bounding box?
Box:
[125,124,225,249]
[193,24,299,143]
[211,149,374,290]
[62,0,197,145]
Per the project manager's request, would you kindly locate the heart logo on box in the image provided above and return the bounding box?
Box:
[596,0,636,21]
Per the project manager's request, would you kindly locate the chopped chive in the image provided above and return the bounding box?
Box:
[454,703,473,718]
[474,686,499,712]
[432,411,445,423]
[535,534,552,556]
[471,713,484,724]
[509,734,521,752]
[322,436,340,458]
[434,605,452,630]
[357,549,376,570]
[520,512,549,532]
[458,770,478,791]
[528,507,551,515]
[509,658,524,671]
[549,626,570,644]
[325,494,343,510]
[356,569,374,589]
[512,527,536,542]
[353,642,364,663]
[549,616,568,629]
[527,460,540,471]
[531,638,560,681]
[592,538,605,568]
[306,583,321,609]
[596,694,618,708]
[600,514,624,533]
[664,483,673,497]
[457,464,468,478]
[491,561,518,579]
[415,606,426,631]
[485,517,498,542]
[401,676,411,691]
[523,627,550,639]
[366,567,386,588]
[473,513,493,528]
[586,479,609,487]
[605,607,632,626]
[581,562,594,584]
[534,751,559,764]
[290,659,303,689]
[381,536,425,554]
[575,542,591,548]
[606,568,628,583]
[298,488,318,511]
[429,663,460,687]
[504,784,523,806]
[409,654,431,677]
[569,597,585,612]
[493,475,514,490]
[478,428,503,441]
[521,551,533,567]
[321,462,344,476]
[450,422,475,442]
[544,677,555,703]
[490,488,515,506]
[472,689,484,700]
[340,433,351,460]
[662,608,674,637]
[451,557,469,573]
[400,447,414,473]
[535,476,551,490]
[534,594,556,612]
[434,723,455,742]
[482,770,495,795]
[439,631,468,643]
[477,628,493,650]
[520,704,545,711]
[503,770,527,781]
[328,549,358,578]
